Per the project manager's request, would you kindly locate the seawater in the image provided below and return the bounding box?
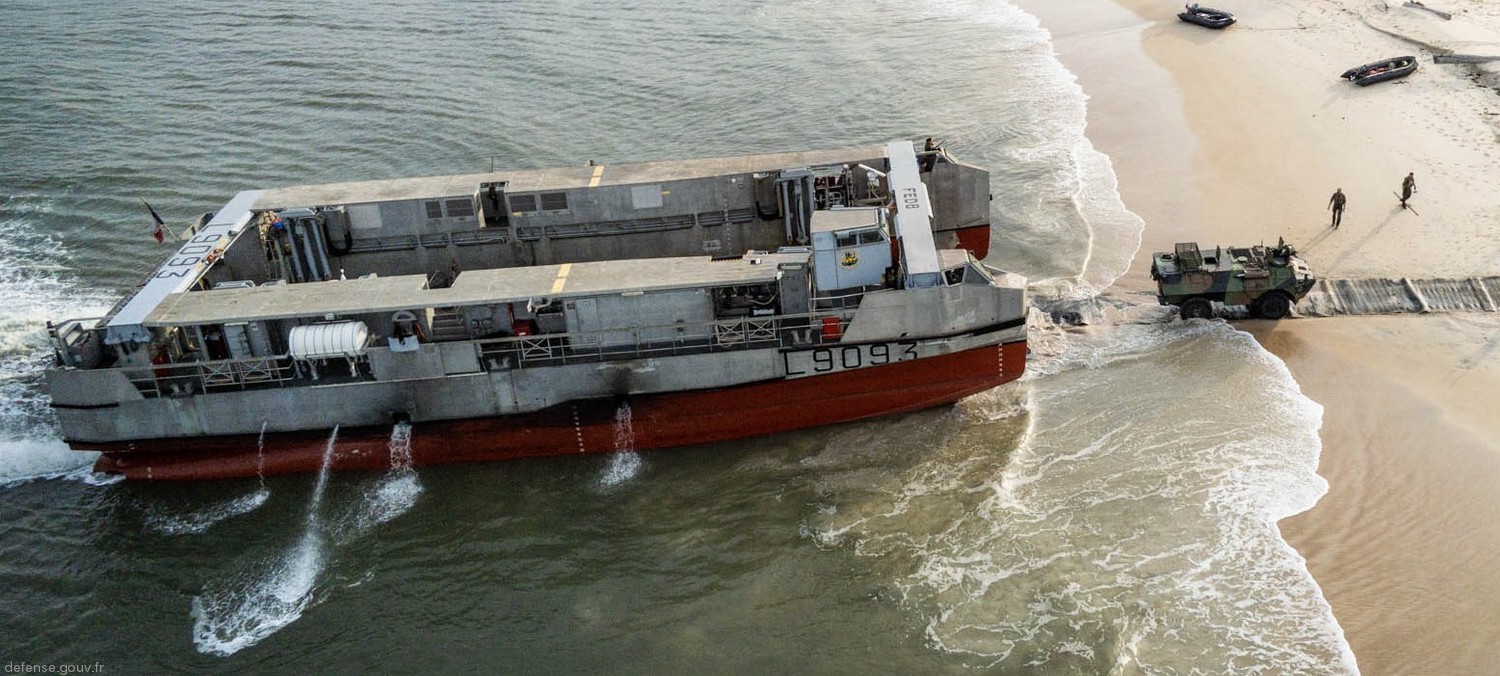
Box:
[0,0,1354,672]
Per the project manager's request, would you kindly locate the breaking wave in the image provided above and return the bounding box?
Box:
[808,321,1353,672]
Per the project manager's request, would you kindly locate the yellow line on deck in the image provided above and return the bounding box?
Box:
[588,165,604,188]
[550,263,572,294]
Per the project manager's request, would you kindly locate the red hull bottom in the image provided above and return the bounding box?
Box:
[90,340,1026,480]
[950,224,992,260]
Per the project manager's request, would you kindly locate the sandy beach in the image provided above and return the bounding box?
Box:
[1013,0,1500,672]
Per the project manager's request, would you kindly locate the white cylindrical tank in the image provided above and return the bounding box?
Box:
[289,321,370,360]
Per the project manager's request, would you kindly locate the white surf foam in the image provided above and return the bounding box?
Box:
[147,489,271,536]
[0,439,99,486]
[192,424,427,655]
[925,0,1144,298]
[192,428,340,656]
[191,528,324,657]
[595,402,643,490]
[331,473,422,544]
[353,474,421,530]
[598,451,643,490]
[0,194,114,487]
[332,422,423,541]
[810,321,1354,673]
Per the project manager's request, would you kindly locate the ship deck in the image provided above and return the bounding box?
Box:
[254,146,888,208]
[144,252,807,326]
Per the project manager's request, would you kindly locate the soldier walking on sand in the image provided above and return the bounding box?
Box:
[1328,188,1346,229]
[1401,172,1416,209]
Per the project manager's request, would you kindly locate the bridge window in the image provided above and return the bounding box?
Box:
[944,266,965,286]
[834,227,884,248]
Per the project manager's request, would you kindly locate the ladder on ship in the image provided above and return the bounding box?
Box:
[429,308,470,342]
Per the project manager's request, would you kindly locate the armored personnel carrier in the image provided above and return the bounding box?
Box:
[1150,239,1315,320]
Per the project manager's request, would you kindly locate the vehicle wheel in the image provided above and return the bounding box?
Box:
[1253,293,1292,320]
[1179,297,1214,320]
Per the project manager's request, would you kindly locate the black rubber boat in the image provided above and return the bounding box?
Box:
[1178,4,1236,29]
[1340,56,1419,86]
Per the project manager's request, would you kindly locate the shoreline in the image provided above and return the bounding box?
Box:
[1013,0,1500,673]
[1250,314,1500,673]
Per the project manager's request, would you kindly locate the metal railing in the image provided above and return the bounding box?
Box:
[60,305,862,396]
[475,310,852,369]
[124,355,300,398]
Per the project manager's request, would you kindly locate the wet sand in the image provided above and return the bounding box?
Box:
[1253,315,1500,674]
[1013,0,1500,672]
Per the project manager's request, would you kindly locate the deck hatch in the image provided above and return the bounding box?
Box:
[444,198,475,218]
[510,194,538,213]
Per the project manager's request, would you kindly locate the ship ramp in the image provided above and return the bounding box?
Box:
[1053,275,1500,327]
[1297,276,1500,316]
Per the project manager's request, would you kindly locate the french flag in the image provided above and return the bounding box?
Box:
[143,199,166,244]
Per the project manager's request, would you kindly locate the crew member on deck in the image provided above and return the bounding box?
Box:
[921,137,939,172]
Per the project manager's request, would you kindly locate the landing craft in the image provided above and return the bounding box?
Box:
[46,141,1028,480]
